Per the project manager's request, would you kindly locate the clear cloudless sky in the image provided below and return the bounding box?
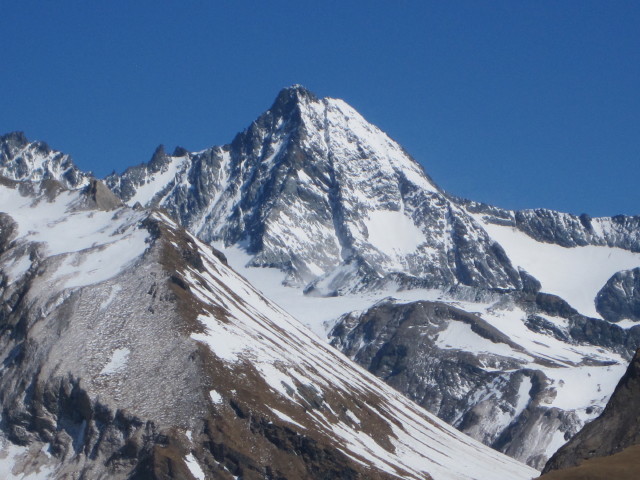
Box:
[1,1,639,216]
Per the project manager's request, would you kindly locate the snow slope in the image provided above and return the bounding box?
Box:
[179,227,538,480]
[476,216,640,318]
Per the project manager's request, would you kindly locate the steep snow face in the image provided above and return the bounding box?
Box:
[0,132,90,189]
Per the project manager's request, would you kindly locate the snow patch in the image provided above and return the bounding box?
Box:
[209,390,223,405]
[435,321,531,362]
[100,348,130,375]
[0,441,55,479]
[615,318,640,329]
[184,453,205,480]
[269,408,306,429]
[364,210,426,257]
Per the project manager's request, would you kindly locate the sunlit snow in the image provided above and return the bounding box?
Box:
[184,453,205,480]
[364,210,426,257]
[477,219,640,318]
[100,348,130,375]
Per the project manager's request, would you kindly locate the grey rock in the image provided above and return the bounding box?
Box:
[596,268,640,323]
[0,132,92,188]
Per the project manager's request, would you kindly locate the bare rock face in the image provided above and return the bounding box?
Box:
[82,179,123,211]
[541,349,640,475]
[596,268,640,323]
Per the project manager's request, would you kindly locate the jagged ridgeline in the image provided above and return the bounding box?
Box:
[1,85,640,475]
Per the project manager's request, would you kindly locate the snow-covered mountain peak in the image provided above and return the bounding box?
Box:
[0,131,91,189]
[108,87,514,293]
[0,131,29,152]
[270,83,319,113]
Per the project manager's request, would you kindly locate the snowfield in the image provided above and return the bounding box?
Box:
[477,217,640,318]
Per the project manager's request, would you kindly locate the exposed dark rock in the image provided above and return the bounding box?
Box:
[596,268,640,323]
[537,444,640,480]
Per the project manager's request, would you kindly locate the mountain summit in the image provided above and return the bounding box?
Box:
[103,86,526,295]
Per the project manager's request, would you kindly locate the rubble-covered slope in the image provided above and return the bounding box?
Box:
[0,178,537,479]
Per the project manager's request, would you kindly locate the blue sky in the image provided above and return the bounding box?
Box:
[1,1,639,216]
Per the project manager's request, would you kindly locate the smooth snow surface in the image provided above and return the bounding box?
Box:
[364,210,426,257]
[478,220,640,318]
[436,321,531,361]
[100,348,130,375]
[184,454,205,480]
[209,390,223,405]
[217,244,444,338]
